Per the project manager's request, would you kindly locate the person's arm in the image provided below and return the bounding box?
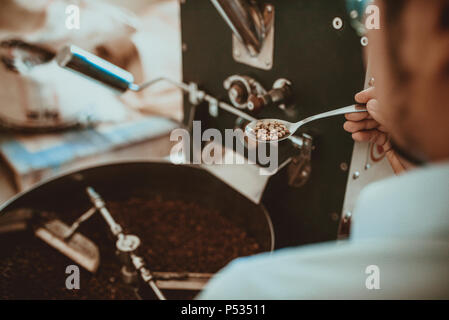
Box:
[343,87,413,174]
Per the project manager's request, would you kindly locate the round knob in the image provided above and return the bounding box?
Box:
[228,82,248,106]
[116,234,141,253]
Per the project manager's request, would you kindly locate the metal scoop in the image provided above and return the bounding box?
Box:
[245,103,367,143]
[35,207,100,273]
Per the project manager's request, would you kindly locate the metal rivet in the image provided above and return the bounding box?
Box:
[331,212,339,221]
[340,162,348,171]
[350,10,358,19]
[365,163,371,170]
[266,5,273,12]
[182,43,187,52]
[353,171,360,180]
[332,17,343,30]
[343,211,352,223]
[361,36,369,46]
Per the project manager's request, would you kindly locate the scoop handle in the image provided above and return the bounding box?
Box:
[56,45,135,92]
[295,103,367,129]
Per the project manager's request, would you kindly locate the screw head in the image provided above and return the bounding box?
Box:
[332,17,343,30]
[343,211,352,223]
[361,36,369,46]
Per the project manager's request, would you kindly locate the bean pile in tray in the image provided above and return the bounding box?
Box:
[0,195,262,299]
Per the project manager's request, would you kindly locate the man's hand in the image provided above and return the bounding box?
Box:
[343,87,410,174]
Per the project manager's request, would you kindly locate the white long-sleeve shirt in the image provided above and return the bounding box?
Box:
[199,162,449,299]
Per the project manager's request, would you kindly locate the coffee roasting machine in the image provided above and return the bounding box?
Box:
[0,0,368,299]
[180,0,365,246]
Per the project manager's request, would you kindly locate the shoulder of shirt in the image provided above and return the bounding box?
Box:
[352,162,449,240]
[358,161,449,201]
[198,237,449,299]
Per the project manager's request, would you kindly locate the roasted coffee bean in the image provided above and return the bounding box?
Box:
[253,120,290,141]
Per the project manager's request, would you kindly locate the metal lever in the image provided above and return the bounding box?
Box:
[63,207,97,239]
[210,0,268,56]
[86,187,123,236]
[130,254,167,300]
[85,187,167,300]
[57,46,256,121]
[57,45,190,93]
[57,45,135,92]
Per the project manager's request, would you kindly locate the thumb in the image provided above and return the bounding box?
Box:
[355,86,376,103]
[366,99,385,125]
